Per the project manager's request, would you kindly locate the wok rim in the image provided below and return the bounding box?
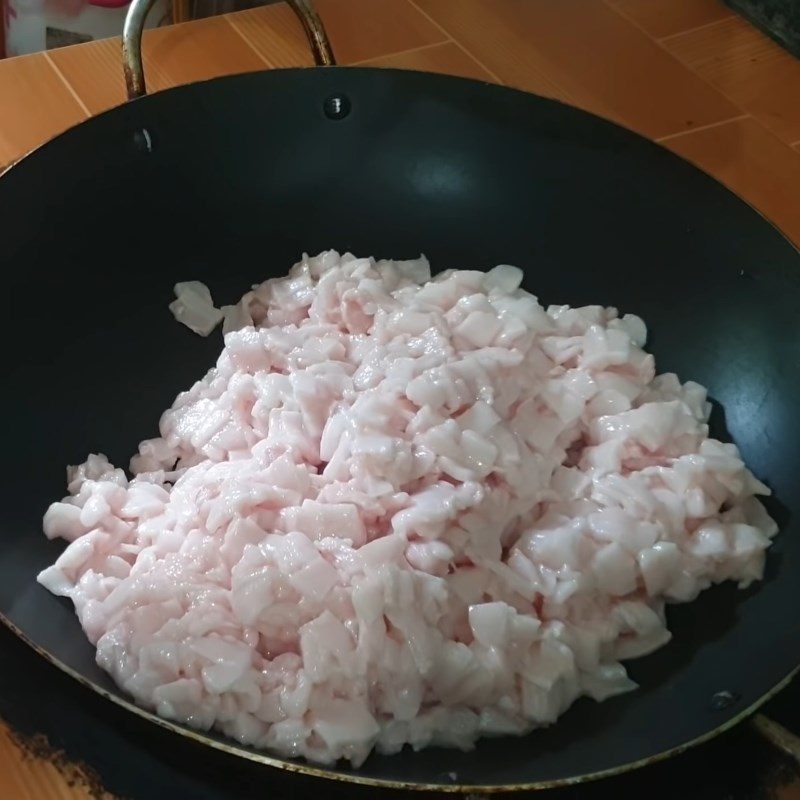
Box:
[2,64,799,792]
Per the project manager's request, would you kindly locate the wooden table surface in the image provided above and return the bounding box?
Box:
[1,0,800,797]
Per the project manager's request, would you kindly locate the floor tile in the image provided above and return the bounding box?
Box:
[0,53,87,166]
[0,722,111,800]
[48,38,126,115]
[231,0,446,67]
[226,3,313,68]
[141,15,266,92]
[409,0,569,101]
[663,117,800,247]
[607,0,733,39]
[412,0,741,138]
[360,41,496,82]
[664,15,800,145]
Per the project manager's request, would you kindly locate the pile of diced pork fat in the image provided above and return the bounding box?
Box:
[39,251,777,766]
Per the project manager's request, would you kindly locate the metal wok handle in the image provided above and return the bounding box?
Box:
[122,0,336,101]
[752,713,800,764]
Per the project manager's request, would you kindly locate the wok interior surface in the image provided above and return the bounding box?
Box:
[0,68,798,789]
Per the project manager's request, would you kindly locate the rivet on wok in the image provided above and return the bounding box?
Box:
[711,690,740,710]
[323,93,351,120]
[133,128,154,154]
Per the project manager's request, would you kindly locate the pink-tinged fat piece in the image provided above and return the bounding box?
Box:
[37,250,777,766]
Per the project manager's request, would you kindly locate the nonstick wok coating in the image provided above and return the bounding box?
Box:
[0,68,798,791]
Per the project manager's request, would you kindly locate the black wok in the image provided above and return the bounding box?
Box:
[0,0,798,792]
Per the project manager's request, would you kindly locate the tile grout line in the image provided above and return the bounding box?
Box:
[42,51,91,118]
[656,113,749,142]
[718,111,800,156]
[602,0,735,43]
[226,11,449,71]
[648,49,800,147]
[405,0,506,85]
[350,39,452,66]
[224,14,273,68]
[660,103,800,160]
[657,14,737,43]
[132,30,173,95]
[603,0,754,140]
[439,40,503,85]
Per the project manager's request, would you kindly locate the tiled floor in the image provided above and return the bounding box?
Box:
[2,0,800,245]
[607,0,735,39]
[662,15,800,145]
